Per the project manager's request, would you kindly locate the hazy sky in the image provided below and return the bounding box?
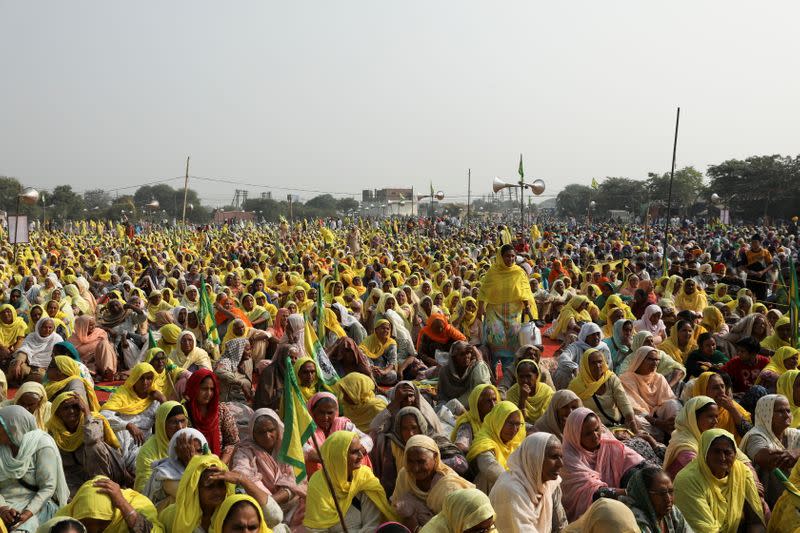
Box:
[1,1,798,207]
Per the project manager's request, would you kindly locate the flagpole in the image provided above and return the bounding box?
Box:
[309,431,350,533]
[663,107,680,274]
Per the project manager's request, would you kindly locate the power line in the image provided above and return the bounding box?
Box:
[189,175,361,197]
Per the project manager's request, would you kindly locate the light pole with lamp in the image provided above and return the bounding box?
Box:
[587,200,596,224]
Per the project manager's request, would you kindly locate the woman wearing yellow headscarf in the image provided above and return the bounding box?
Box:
[658,320,698,364]
[450,384,499,452]
[756,346,799,388]
[598,294,634,324]
[711,283,733,304]
[450,296,480,342]
[359,319,398,386]
[466,400,525,493]
[157,323,182,355]
[699,305,727,335]
[548,295,592,341]
[134,401,188,492]
[777,370,800,428]
[673,429,764,533]
[505,359,554,425]
[334,372,388,432]
[762,315,794,352]
[419,488,495,533]
[0,304,27,355]
[304,430,397,531]
[209,494,273,533]
[691,372,751,442]
[290,356,327,405]
[44,355,101,411]
[54,475,164,533]
[673,279,708,313]
[568,348,637,432]
[477,244,536,367]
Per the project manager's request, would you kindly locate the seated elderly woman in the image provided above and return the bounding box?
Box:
[674,429,765,533]
[664,396,729,480]
[370,381,443,438]
[159,454,287,533]
[755,346,799,392]
[532,389,582,441]
[553,322,612,389]
[304,431,398,533]
[740,394,800,506]
[620,346,682,441]
[67,315,117,381]
[359,319,399,386]
[134,401,189,493]
[183,369,240,464]
[171,330,212,371]
[548,295,592,342]
[0,406,69,533]
[620,466,693,533]
[334,372,388,433]
[498,344,554,394]
[304,392,372,477]
[560,407,645,521]
[372,406,466,495]
[7,317,63,386]
[687,372,752,442]
[44,355,100,411]
[221,318,272,367]
[326,336,372,378]
[390,435,473,531]
[100,362,166,474]
[505,359,554,427]
[604,318,634,369]
[52,476,160,533]
[1,381,49,430]
[633,304,668,344]
[658,320,698,365]
[466,401,526,493]
[210,494,274,533]
[214,337,253,403]
[489,432,569,533]
[436,341,492,409]
[47,391,131,495]
[777,369,800,428]
[232,408,307,529]
[414,314,466,368]
[419,488,495,533]
[144,428,207,511]
[762,315,793,353]
[620,330,686,390]
[451,384,499,453]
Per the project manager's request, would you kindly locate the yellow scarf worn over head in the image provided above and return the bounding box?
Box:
[101,362,158,415]
[304,430,398,529]
[549,296,591,340]
[477,250,535,308]
[134,401,188,492]
[293,356,321,403]
[756,346,799,385]
[466,400,525,469]
[47,391,120,452]
[568,348,614,400]
[762,315,792,351]
[692,372,750,440]
[778,370,800,428]
[421,488,496,533]
[334,372,388,433]
[161,454,234,533]
[451,384,499,441]
[45,355,101,412]
[210,494,273,533]
[658,323,698,364]
[673,429,763,533]
[663,395,715,471]
[0,304,27,347]
[453,297,478,336]
[359,319,397,360]
[505,359,554,424]
[56,475,164,533]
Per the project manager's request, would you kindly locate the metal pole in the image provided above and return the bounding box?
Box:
[519,183,524,240]
[466,168,471,228]
[181,156,190,225]
[663,107,681,274]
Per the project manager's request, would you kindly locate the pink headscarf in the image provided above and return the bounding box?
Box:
[305,392,352,476]
[68,315,110,356]
[619,347,676,416]
[560,407,643,521]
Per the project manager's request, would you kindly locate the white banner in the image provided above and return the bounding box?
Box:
[7,215,29,244]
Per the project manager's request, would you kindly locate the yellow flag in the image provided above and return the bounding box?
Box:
[591,178,599,190]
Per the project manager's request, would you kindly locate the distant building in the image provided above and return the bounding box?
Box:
[213,210,255,224]
[362,187,416,216]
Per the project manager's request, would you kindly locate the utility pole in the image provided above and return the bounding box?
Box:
[181,156,190,225]
[466,168,471,227]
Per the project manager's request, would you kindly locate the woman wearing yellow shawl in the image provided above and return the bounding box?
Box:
[777,370,800,428]
[658,320,698,364]
[44,355,101,411]
[450,296,480,343]
[390,434,473,530]
[450,384,499,453]
[334,372,388,432]
[146,292,172,323]
[762,315,794,352]
[0,304,27,356]
[598,294,634,324]
[100,362,166,463]
[134,401,189,492]
[419,488,495,533]
[673,279,708,313]
[1,380,50,429]
[568,348,638,432]
[209,494,273,533]
[241,293,270,330]
[304,430,397,531]
[477,244,536,366]
[673,429,764,533]
[711,282,733,303]
[548,295,591,341]
[54,475,164,533]
[466,400,525,493]
[505,359,554,425]
[290,356,326,405]
[690,372,751,442]
[359,319,398,386]
[47,391,127,494]
[755,346,799,389]
[699,305,727,335]
[157,323,182,355]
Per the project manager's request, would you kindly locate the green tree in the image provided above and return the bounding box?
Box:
[336,197,359,213]
[556,184,593,217]
[0,176,23,212]
[645,166,706,218]
[50,185,85,219]
[83,189,111,210]
[593,177,648,217]
[304,194,337,211]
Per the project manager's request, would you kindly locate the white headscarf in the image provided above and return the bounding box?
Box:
[634,304,665,336]
[489,432,561,533]
[741,393,800,452]
[18,317,63,368]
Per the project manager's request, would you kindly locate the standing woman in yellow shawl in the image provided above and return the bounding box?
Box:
[359,319,398,386]
[673,279,708,313]
[466,400,525,493]
[0,304,27,365]
[505,359,554,426]
[334,372,388,433]
[100,362,166,472]
[673,429,764,533]
[390,434,473,531]
[303,430,397,532]
[658,320,697,364]
[477,244,535,372]
[134,401,188,492]
[690,372,751,442]
[777,369,800,428]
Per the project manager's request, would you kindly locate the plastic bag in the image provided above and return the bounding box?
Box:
[519,320,542,347]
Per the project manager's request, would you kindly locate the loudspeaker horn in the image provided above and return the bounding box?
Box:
[493,177,512,193]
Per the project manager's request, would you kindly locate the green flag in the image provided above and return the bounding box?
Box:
[199,277,221,345]
[518,154,524,179]
[591,178,599,190]
[278,356,317,482]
